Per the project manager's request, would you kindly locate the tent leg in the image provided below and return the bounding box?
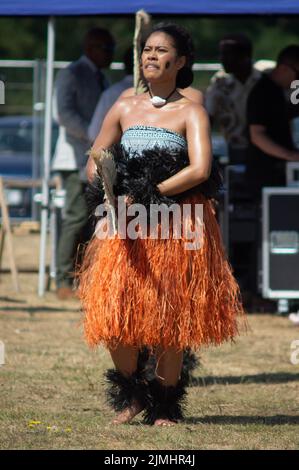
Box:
[38,16,55,297]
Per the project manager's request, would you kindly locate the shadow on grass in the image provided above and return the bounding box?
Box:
[0,297,25,303]
[0,306,79,314]
[122,414,299,427]
[184,415,299,425]
[190,372,299,386]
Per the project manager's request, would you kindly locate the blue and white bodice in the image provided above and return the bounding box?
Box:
[120,125,187,156]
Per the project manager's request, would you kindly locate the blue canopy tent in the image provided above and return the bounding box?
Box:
[0,1,299,16]
[0,1,298,295]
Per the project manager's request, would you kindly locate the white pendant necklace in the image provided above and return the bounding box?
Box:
[149,87,177,108]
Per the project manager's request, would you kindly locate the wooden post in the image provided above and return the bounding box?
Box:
[0,177,20,292]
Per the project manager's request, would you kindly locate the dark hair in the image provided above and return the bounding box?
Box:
[220,33,252,57]
[277,45,299,67]
[144,23,195,89]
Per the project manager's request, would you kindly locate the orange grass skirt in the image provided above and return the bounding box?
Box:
[78,193,246,350]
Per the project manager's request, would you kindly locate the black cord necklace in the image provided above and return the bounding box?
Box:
[149,86,177,108]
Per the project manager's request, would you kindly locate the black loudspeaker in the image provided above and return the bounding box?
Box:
[262,188,299,300]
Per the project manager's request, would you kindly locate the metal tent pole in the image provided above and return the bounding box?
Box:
[38,16,55,297]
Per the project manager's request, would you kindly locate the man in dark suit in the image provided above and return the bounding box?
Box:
[52,28,115,299]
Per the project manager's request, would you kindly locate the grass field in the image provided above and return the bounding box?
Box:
[0,232,299,450]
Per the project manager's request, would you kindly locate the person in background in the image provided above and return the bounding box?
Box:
[52,27,115,300]
[88,47,134,142]
[205,33,262,164]
[247,45,299,198]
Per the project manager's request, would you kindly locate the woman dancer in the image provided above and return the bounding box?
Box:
[79,23,245,426]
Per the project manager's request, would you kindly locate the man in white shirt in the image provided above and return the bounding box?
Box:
[88,47,134,142]
[205,34,263,164]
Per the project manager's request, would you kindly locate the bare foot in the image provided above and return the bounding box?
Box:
[112,401,143,424]
[154,418,177,427]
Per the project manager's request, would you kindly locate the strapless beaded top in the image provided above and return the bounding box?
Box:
[120,125,187,156]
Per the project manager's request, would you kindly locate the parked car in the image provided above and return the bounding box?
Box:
[0,116,58,219]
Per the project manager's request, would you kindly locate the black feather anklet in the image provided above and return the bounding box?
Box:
[143,378,187,425]
[104,369,148,412]
[180,348,200,386]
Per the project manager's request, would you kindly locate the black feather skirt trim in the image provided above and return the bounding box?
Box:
[85,173,105,217]
[85,144,223,216]
[112,144,223,209]
[143,378,187,425]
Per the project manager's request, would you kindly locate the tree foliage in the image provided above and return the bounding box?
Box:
[0,15,298,116]
[0,15,298,62]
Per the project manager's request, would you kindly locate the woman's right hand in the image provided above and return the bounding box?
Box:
[94,216,109,240]
[124,195,134,206]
